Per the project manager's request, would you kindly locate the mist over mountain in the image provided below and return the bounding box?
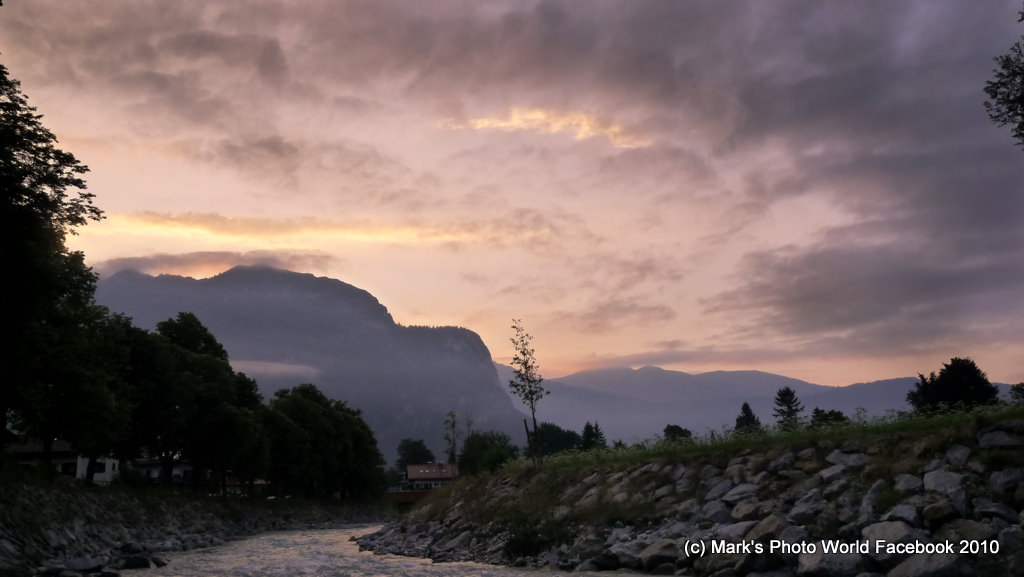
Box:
[96,266,528,462]
[497,364,1011,443]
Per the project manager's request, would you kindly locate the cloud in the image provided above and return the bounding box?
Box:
[551,297,676,333]
[449,107,651,149]
[93,250,340,278]
[705,239,1024,357]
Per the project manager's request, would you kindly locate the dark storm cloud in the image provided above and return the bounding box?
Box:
[4,0,1023,362]
[551,298,676,334]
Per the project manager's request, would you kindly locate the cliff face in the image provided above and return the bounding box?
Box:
[358,418,1024,576]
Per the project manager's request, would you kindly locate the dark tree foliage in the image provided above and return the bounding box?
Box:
[772,386,805,431]
[156,312,230,362]
[808,407,849,429]
[663,424,693,442]
[984,5,1024,149]
[533,422,581,455]
[907,357,999,413]
[395,438,436,470]
[734,402,762,434]
[1,63,103,456]
[267,383,386,498]
[580,421,607,450]
[458,431,518,475]
[1011,383,1024,404]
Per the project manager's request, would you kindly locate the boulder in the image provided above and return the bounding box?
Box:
[978,431,1023,449]
[721,483,759,504]
[638,539,679,571]
[706,479,735,501]
[894,474,923,495]
[988,468,1022,495]
[945,445,971,467]
[861,521,929,567]
[819,464,847,484]
[825,450,869,469]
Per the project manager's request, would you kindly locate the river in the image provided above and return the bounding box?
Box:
[136,525,646,577]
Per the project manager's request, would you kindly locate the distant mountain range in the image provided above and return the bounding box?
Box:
[96,266,1010,458]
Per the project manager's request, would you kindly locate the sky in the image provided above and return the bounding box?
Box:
[3,1,1023,387]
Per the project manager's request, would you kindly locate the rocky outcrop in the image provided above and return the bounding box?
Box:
[358,419,1024,576]
[0,483,383,577]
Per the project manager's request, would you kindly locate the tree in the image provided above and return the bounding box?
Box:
[809,407,849,429]
[734,402,762,434]
[508,319,547,457]
[1011,383,1024,404]
[443,410,460,464]
[1,63,103,456]
[663,424,693,442]
[580,421,607,450]
[984,4,1024,149]
[156,312,229,362]
[533,422,580,455]
[395,438,436,471]
[772,386,805,431]
[458,431,518,475]
[906,357,1000,413]
[267,383,385,499]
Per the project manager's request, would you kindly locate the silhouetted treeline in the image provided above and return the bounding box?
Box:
[1,62,385,499]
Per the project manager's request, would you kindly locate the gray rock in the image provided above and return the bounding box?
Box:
[702,500,734,525]
[922,500,956,527]
[823,478,850,500]
[789,489,823,523]
[768,453,797,472]
[819,464,847,483]
[677,498,700,518]
[607,540,647,570]
[978,430,1023,448]
[933,518,997,543]
[746,514,790,542]
[945,445,971,467]
[857,480,887,525]
[923,471,968,514]
[860,521,929,567]
[924,470,961,492]
[732,499,765,522]
[716,521,757,542]
[63,557,104,572]
[882,504,921,527]
[972,498,1018,523]
[722,483,759,504]
[825,450,868,469]
[638,539,678,571]
[988,468,1022,495]
[706,479,735,501]
[894,474,923,495]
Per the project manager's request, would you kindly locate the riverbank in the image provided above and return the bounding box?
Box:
[358,414,1024,576]
[0,481,389,577]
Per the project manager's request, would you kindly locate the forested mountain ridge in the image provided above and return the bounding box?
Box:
[96,266,527,462]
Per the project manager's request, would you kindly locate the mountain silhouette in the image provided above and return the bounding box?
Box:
[96,266,528,462]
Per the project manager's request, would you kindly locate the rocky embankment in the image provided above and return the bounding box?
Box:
[358,419,1024,576]
[0,483,383,577]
